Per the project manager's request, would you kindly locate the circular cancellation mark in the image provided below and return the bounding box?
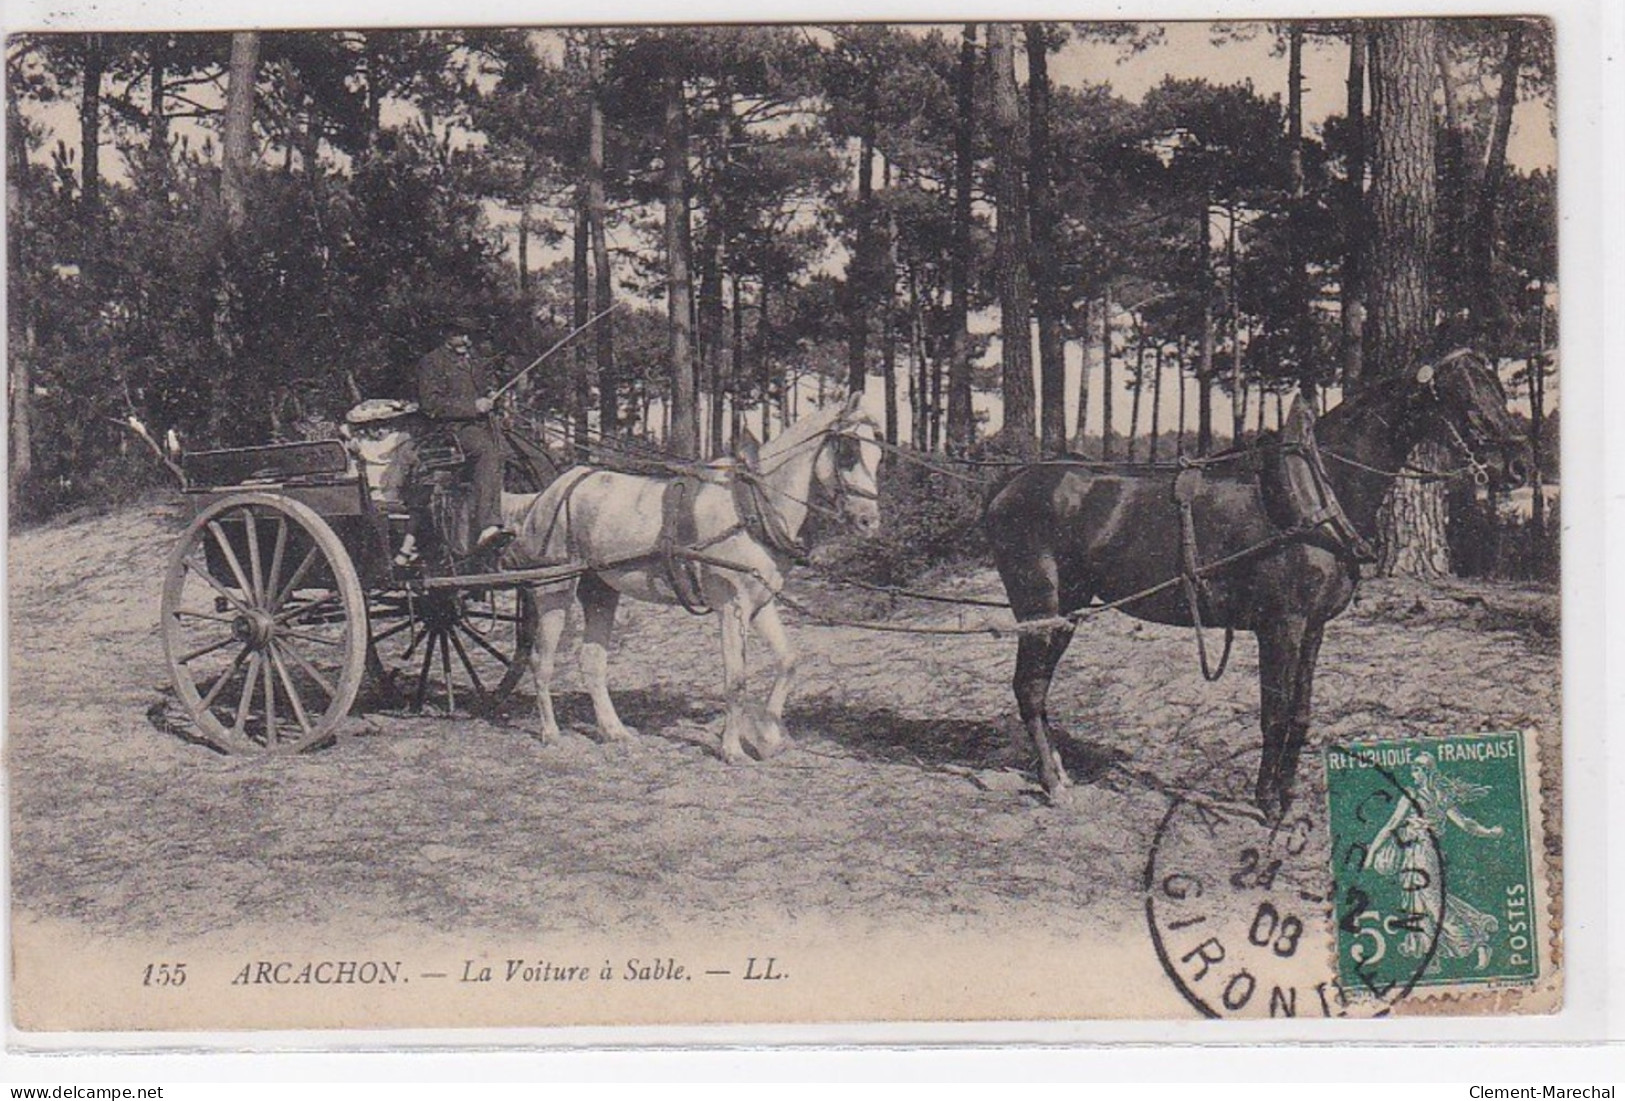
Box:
[1143,747,1445,1019]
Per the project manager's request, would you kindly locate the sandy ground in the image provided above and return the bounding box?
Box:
[5,497,1561,1024]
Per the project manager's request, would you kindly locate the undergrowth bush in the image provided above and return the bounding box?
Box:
[814,445,1011,585]
[11,449,172,528]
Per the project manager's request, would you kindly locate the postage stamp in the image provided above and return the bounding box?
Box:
[1325,732,1550,998]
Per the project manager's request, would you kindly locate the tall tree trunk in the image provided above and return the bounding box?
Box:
[1470,19,1527,355]
[930,333,944,451]
[1176,342,1189,456]
[78,34,105,225]
[988,23,1035,456]
[1197,201,1216,455]
[1528,288,1547,538]
[731,275,745,448]
[1371,18,1447,577]
[1369,20,1436,380]
[700,230,725,457]
[148,35,169,182]
[846,89,878,396]
[588,31,617,435]
[1435,30,1469,335]
[1127,333,1145,460]
[909,261,925,447]
[881,163,900,445]
[517,201,531,294]
[361,35,385,156]
[1287,22,1314,397]
[946,23,977,454]
[1099,290,1114,459]
[1149,343,1164,462]
[1228,201,1244,444]
[758,280,773,443]
[1072,303,1092,453]
[7,88,33,491]
[1342,25,1369,395]
[1027,23,1067,455]
[221,32,260,232]
[663,64,699,458]
[573,198,592,455]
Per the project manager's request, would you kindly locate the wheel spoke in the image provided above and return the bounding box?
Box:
[178,628,242,666]
[265,516,289,607]
[269,648,315,736]
[456,620,512,668]
[207,520,257,602]
[263,651,279,748]
[197,647,252,713]
[370,617,416,646]
[401,623,427,663]
[272,545,322,612]
[412,631,440,711]
[233,652,262,737]
[276,591,341,626]
[447,629,488,700]
[182,555,253,616]
[280,627,345,648]
[245,507,265,603]
[275,638,337,700]
[439,632,457,713]
[173,606,239,627]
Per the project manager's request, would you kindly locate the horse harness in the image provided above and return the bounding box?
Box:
[1169,412,1376,681]
[519,423,863,617]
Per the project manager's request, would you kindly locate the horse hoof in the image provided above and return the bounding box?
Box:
[743,715,791,761]
[746,732,791,762]
[601,723,638,742]
[720,741,750,765]
[1044,784,1079,810]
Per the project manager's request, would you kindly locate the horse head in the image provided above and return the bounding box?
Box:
[1415,349,1531,490]
[813,391,883,536]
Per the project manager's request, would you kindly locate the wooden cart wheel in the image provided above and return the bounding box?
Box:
[161,492,369,753]
[367,586,538,716]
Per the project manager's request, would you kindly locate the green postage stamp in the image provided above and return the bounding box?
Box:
[1326,731,1552,1002]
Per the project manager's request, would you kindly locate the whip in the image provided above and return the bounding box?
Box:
[491,302,623,402]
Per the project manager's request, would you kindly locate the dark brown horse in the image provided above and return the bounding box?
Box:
[983,350,1530,818]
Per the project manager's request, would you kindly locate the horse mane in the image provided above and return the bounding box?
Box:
[757,399,847,465]
[1317,347,1486,436]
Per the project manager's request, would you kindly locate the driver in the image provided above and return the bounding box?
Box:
[416,315,512,555]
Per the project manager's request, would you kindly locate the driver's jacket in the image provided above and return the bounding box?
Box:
[416,341,490,422]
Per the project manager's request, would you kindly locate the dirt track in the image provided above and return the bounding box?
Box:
[7,497,1560,952]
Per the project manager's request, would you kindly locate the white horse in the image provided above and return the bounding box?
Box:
[501,393,882,763]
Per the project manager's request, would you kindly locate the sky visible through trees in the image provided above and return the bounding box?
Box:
[7,19,1559,573]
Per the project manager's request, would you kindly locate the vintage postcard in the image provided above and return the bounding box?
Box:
[6,16,1566,1035]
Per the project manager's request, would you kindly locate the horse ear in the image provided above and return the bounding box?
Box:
[734,428,761,469]
[844,390,865,414]
[1282,396,1316,445]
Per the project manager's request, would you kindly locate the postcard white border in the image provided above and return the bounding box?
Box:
[2,0,1618,1076]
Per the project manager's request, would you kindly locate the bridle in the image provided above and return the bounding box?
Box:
[1323,350,1515,487]
[1420,349,1518,488]
[749,411,882,513]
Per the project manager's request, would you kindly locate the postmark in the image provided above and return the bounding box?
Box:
[1144,747,1443,1019]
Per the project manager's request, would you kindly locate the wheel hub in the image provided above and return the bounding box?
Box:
[419,591,463,632]
[232,610,276,649]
